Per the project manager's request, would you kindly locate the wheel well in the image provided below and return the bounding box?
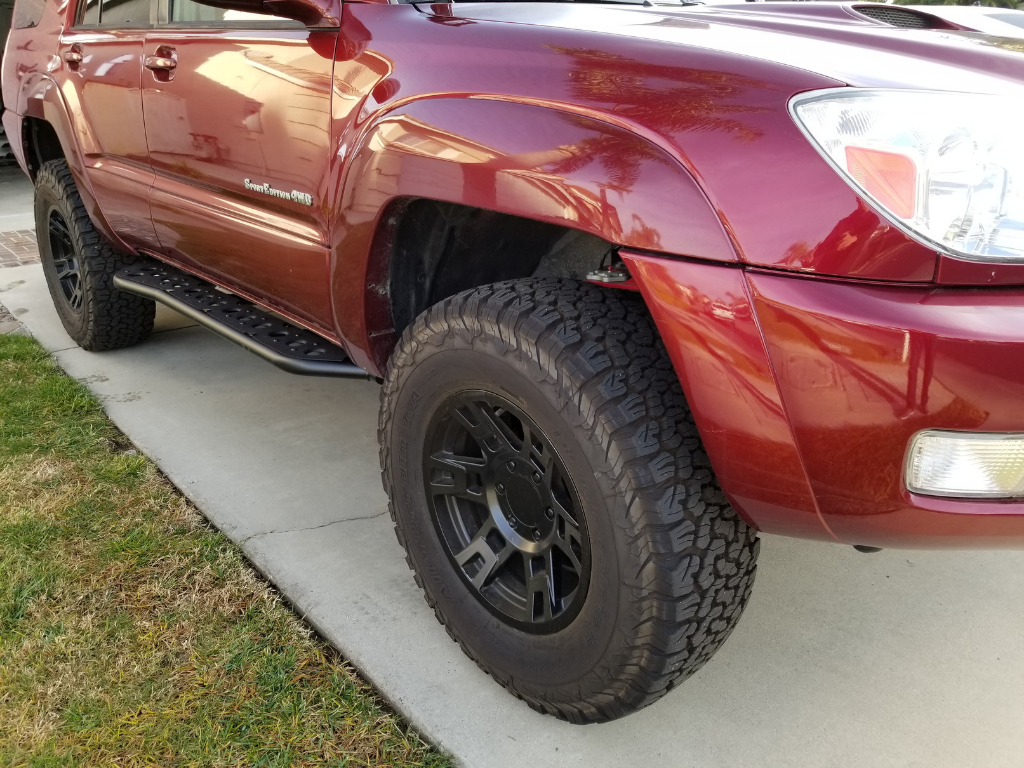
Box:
[21,117,65,179]
[385,199,615,341]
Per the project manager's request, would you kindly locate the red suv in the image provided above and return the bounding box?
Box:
[4,0,1024,722]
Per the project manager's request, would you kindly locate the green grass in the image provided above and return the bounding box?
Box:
[0,334,451,768]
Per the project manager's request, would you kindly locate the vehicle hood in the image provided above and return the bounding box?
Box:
[440,2,1024,96]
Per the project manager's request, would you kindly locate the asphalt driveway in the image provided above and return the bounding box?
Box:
[2,256,1023,767]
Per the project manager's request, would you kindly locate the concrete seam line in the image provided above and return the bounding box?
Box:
[151,325,199,336]
[239,511,387,544]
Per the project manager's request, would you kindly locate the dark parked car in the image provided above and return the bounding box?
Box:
[4,0,1024,722]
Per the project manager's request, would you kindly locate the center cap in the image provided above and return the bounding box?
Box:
[502,475,544,528]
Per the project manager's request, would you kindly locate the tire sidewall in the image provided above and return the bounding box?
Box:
[388,340,634,695]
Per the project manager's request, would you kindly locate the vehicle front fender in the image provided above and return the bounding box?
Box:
[330,96,737,370]
[17,73,118,246]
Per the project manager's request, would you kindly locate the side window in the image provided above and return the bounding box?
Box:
[77,0,151,25]
[13,0,47,29]
[100,0,151,24]
[168,0,290,24]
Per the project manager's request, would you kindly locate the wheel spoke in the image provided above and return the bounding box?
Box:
[453,518,513,590]
[427,453,486,504]
[525,549,557,623]
[520,423,553,475]
[53,259,77,280]
[68,283,84,310]
[49,215,70,241]
[554,532,582,573]
[553,502,583,573]
[454,401,519,455]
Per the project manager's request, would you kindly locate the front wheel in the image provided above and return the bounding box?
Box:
[379,278,759,723]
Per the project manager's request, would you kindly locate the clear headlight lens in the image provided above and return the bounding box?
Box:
[791,89,1024,263]
[905,431,1024,499]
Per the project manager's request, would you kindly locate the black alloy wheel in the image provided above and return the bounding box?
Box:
[425,390,590,634]
[47,210,83,312]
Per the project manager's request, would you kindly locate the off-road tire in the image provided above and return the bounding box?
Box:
[379,278,759,723]
[35,159,154,351]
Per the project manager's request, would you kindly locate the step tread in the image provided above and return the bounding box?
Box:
[114,262,369,379]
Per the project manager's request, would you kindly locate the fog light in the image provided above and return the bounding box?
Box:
[905,431,1024,498]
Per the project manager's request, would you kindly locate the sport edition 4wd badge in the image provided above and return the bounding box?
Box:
[244,179,313,206]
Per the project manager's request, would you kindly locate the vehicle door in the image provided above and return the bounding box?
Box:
[140,0,338,329]
[58,0,160,251]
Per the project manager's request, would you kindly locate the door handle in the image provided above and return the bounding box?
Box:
[63,51,84,64]
[144,56,177,71]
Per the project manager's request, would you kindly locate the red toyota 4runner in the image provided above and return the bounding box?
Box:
[4,0,1024,722]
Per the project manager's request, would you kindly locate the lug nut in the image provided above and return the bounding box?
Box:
[532,471,542,483]
[496,483,505,494]
[532,529,542,541]
[507,460,516,471]
[545,507,554,520]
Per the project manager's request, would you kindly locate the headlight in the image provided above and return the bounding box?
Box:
[790,89,1024,263]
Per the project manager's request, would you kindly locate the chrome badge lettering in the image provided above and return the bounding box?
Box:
[244,179,313,207]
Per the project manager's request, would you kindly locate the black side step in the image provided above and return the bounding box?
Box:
[113,263,371,379]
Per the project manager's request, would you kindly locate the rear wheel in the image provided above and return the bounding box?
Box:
[379,278,759,723]
[35,159,154,351]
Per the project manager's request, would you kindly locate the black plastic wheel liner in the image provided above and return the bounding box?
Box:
[113,262,371,379]
[424,389,592,635]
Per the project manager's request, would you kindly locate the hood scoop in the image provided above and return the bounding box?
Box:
[853,5,946,29]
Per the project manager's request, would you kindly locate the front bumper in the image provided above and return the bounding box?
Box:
[625,250,1024,549]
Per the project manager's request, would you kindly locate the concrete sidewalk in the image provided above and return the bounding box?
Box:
[2,262,1024,768]
[0,164,35,232]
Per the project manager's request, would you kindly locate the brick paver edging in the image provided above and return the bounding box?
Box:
[0,229,40,268]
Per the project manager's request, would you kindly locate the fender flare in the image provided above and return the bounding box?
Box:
[330,95,738,372]
[17,73,119,246]
[622,250,838,543]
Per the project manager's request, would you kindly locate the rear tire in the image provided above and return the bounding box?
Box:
[379,278,759,723]
[35,159,154,351]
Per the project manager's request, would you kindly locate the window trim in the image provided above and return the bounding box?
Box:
[69,0,303,30]
[155,0,303,29]
[153,20,305,29]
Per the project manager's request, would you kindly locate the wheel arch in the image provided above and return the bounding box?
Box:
[16,75,118,245]
[330,96,738,373]
[20,115,65,177]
